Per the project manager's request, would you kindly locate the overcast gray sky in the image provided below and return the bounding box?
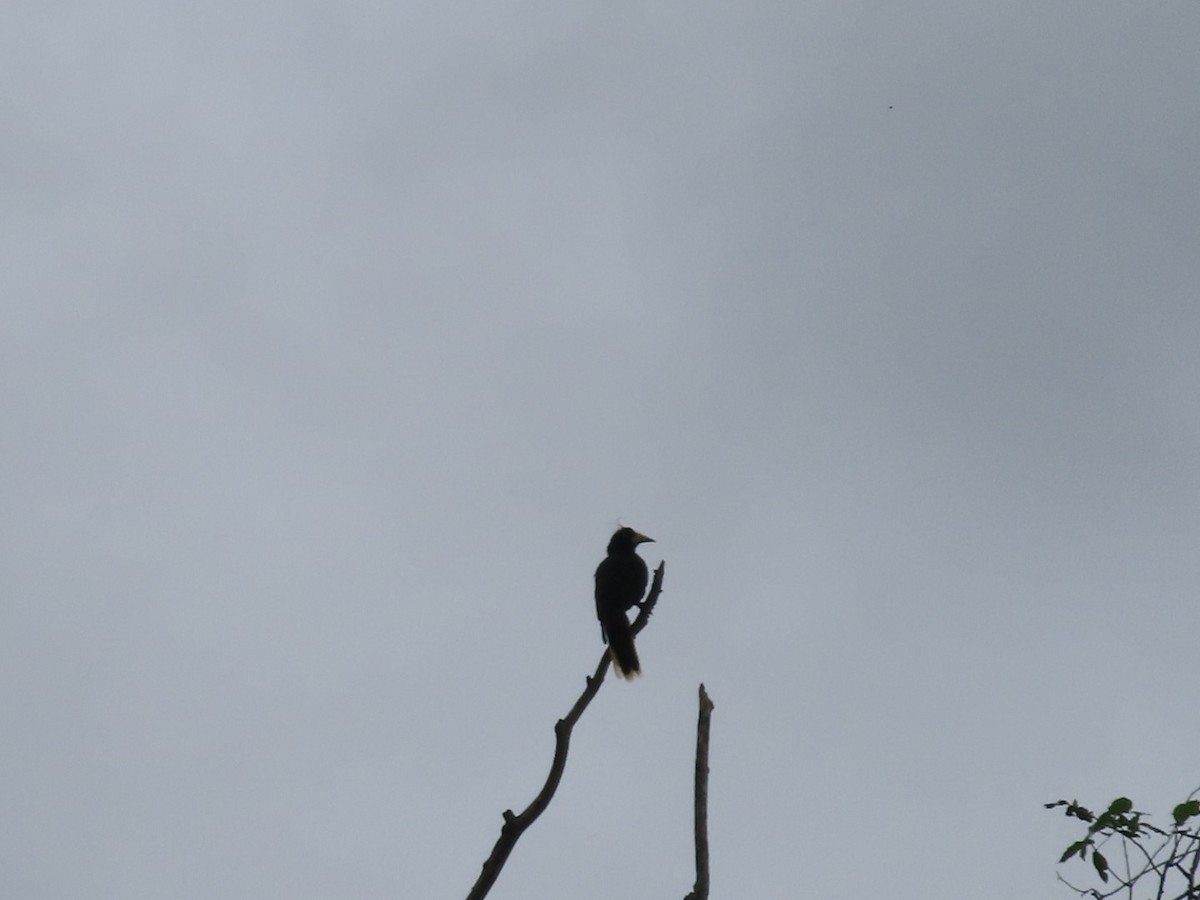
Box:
[3,2,1199,898]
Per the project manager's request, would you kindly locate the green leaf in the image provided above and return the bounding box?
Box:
[1092,850,1109,882]
[1172,800,1200,827]
[1108,797,1133,815]
[1067,802,1095,822]
[1060,839,1089,864]
[1117,813,1142,838]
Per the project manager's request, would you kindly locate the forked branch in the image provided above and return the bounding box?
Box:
[464,562,666,900]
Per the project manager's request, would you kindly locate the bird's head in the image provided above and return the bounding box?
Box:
[608,526,654,554]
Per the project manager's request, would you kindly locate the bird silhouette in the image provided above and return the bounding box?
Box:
[594,527,654,678]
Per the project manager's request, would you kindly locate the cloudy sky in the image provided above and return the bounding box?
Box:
[3,2,1199,898]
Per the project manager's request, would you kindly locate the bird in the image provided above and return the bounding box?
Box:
[594,526,654,679]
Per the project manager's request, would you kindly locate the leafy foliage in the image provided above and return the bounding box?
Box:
[1047,788,1200,900]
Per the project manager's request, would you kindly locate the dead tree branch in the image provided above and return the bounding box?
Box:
[465,562,666,900]
[684,683,714,900]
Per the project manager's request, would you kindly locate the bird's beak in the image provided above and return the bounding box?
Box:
[633,532,655,545]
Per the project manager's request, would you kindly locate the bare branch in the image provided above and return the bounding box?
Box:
[683,684,715,900]
[464,563,666,900]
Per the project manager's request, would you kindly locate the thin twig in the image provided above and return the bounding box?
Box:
[464,562,665,900]
[684,684,714,900]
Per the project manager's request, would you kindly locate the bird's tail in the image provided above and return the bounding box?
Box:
[602,614,641,679]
